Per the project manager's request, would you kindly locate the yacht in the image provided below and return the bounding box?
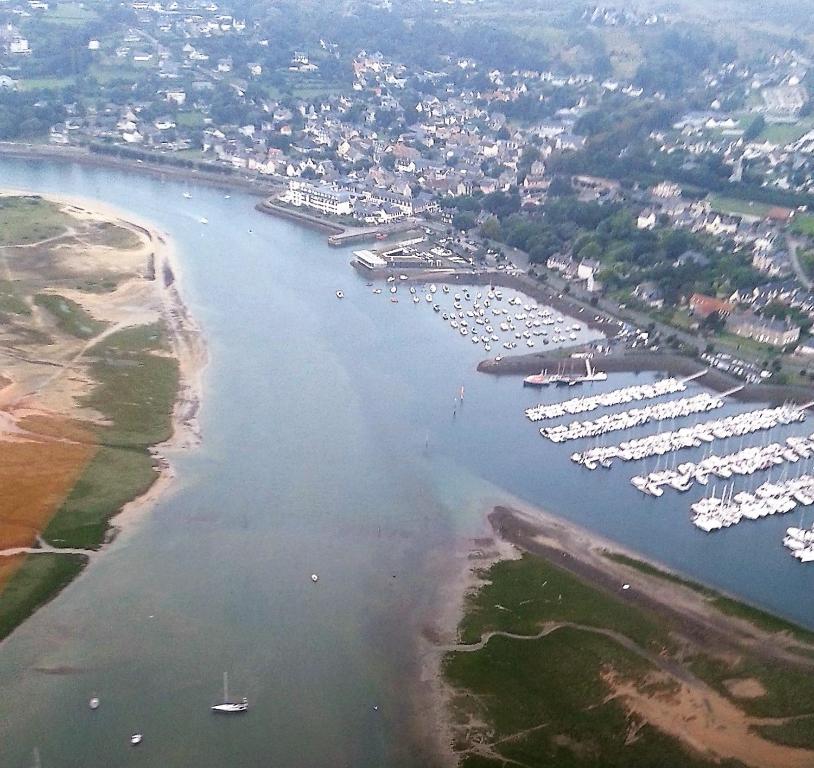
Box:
[335,290,344,299]
[212,673,249,714]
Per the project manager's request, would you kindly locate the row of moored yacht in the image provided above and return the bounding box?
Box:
[691,473,814,532]
[542,392,723,444]
[571,405,806,467]
[525,377,688,422]
[784,524,814,562]
[630,433,814,497]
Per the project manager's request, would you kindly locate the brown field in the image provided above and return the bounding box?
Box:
[0,418,96,578]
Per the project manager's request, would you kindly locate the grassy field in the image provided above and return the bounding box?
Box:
[0,196,71,245]
[707,194,775,219]
[445,552,814,765]
[42,446,157,549]
[43,0,98,26]
[34,293,107,339]
[760,118,814,145]
[0,554,87,642]
[18,76,78,92]
[93,222,143,250]
[84,323,179,448]
[458,554,669,652]
[792,214,814,236]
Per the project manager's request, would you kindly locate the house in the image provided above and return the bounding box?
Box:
[689,293,734,319]
[577,258,600,281]
[633,281,664,308]
[637,209,657,230]
[728,312,800,347]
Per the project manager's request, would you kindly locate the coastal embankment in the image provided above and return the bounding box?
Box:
[426,502,814,768]
[479,351,814,405]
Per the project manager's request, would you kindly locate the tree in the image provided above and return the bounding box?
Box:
[452,211,477,231]
[743,115,766,142]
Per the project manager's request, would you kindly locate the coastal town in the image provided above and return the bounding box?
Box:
[3,1,813,383]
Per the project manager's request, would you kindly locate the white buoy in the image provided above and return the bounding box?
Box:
[311,574,319,583]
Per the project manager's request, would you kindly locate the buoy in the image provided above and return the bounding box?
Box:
[311,574,319,583]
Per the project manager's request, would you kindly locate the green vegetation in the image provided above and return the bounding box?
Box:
[0,196,70,245]
[792,214,814,236]
[0,281,32,315]
[34,293,107,339]
[446,551,814,765]
[0,554,87,641]
[84,323,179,447]
[459,554,669,651]
[94,222,142,250]
[42,447,158,549]
[755,717,814,749]
[707,194,774,219]
[445,630,735,768]
[690,654,814,719]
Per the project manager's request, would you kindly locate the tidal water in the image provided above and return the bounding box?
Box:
[1,158,813,768]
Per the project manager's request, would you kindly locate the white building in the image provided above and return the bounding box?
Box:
[285,181,353,216]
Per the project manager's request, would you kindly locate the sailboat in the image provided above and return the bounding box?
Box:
[211,672,248,713]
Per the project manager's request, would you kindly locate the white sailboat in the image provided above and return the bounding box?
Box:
[211,672,248,713]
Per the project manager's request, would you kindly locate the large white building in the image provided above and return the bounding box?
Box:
[285,180,353,216]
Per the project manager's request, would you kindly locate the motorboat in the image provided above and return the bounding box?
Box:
[335,290,344,299]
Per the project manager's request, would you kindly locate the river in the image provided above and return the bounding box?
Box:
[1,157,813,768]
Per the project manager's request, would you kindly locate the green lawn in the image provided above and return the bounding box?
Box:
[0,554,87,641]
[792,214,814,236]
[0,196,71,245]
[44,1,98,26]
[760,118,814,145]
[18,76,77,92]
[34,293,107,339]
[707,194,774,219]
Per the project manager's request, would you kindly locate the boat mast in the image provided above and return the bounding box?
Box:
[223,671,229,702]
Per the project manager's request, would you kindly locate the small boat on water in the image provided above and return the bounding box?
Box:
[336,290,344,299]
[89,697,100,710]
[130,734,143,746]
[199,217,209,225]
[182,192,192,199]
[212,672,248,714]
